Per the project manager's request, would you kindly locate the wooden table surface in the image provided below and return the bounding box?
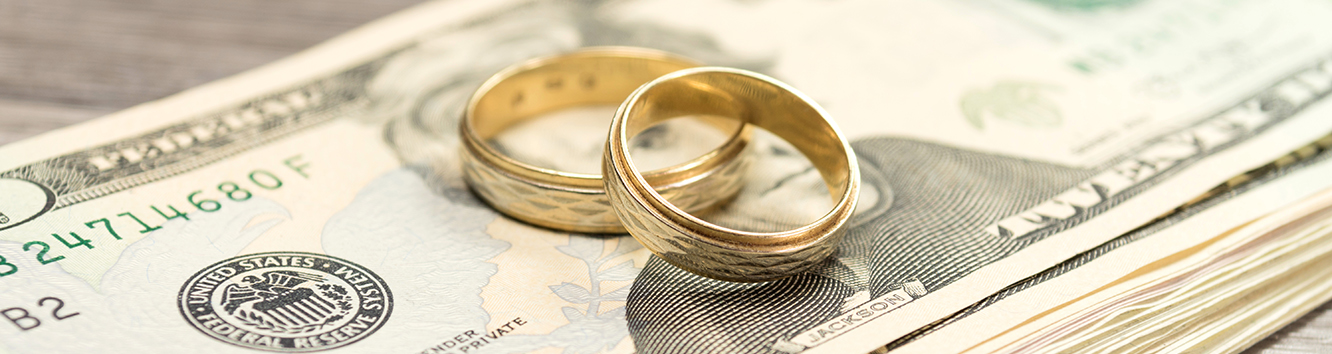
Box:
[0,0,420,144]
[0,1,1327,352]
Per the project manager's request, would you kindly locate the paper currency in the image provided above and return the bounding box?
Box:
[2,0,1332,353]
[889,135,1332,353]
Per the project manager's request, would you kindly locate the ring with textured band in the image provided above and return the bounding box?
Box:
[603,67,860,282]
[460,47,753,233]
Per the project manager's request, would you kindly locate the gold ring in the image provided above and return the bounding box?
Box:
[603,67,859,282]
[461,48,753,233]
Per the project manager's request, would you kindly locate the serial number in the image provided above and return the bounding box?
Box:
[0,155,310,278]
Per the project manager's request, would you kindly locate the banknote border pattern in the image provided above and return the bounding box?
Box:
[0,1,537,232]
[0,70,372,231]
[985,53,1332,241]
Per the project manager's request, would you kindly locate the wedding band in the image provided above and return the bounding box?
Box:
[603,67,859,282]
[461,48,752,233]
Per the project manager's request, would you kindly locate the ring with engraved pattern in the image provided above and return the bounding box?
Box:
[602,67,859,282]
[461,47,752,233]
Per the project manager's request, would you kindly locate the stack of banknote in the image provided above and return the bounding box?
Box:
[3,0,1332,353]
[888,134,1332,354]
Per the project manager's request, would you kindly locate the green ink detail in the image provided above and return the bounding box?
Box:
[117,212,162,234]
[248,170,283,190]
[0,255,16,276]
[52,232,93,250]
[1070,60,1094,74]
[218,182,252,201]
[24,241,64,265]
[151,205,190,222]
[284,155,310,178]
[85,218,122,240]
[1026,0,1145,11]
[960,81,1064,130]
[188,191,222,212]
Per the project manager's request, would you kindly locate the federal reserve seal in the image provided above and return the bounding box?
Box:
[178,252,392,352]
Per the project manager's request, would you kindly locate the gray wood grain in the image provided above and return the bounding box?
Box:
[0,0,422,145]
